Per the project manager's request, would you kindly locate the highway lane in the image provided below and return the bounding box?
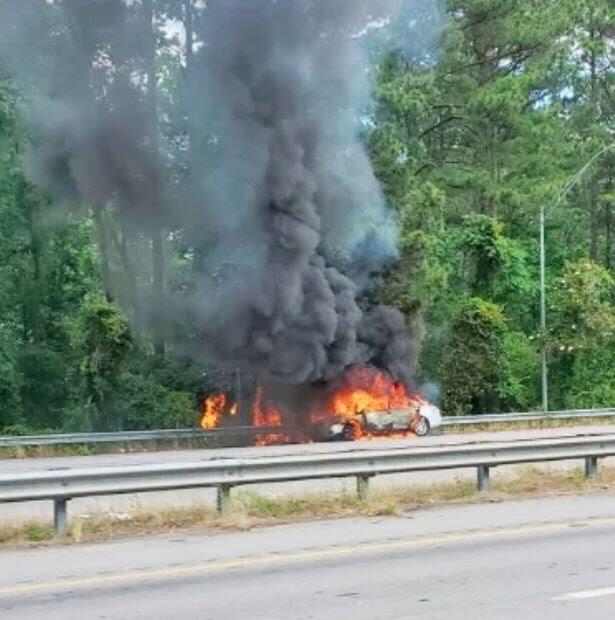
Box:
[3,424,615,473]
[1,493,615,619]
[2,424,615,523]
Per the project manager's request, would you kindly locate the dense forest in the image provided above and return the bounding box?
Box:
[0,0,613,434]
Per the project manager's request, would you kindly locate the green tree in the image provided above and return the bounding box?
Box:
[64,294,133,431]
[1,1,613,434]
[548,258,615,407]
[439,298,507,415]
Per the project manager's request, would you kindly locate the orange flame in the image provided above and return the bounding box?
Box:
[252,387,288,445]
[327,367,421,420]
[200,366,425,444]
[252,387,282,427]
[302,367,424,425]
[200,393,228,429]
[199,387,286,444]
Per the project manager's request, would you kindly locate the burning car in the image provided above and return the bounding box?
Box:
[201,367,441,445]
[313,403,442,441]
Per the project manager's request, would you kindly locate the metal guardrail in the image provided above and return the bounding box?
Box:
[0,426,293,448]
[441,408,615,426]
[2,433,615,535]
[1,408,613,448]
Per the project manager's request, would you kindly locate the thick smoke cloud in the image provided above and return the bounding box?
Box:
[0,0,164,224]
[0,0,417,389]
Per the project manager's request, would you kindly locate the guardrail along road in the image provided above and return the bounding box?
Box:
[2,432,615,535]
[1,408,614,449]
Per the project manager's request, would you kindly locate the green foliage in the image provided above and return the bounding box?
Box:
[566,345,615,409]
[61,295,199,431]
[459,215,508,294]
[120,375,198,430]
[550,259,615,347]
[547,259,615,408]
[24,524,52,542]
[63,294,133,431]
[0,323,23,429]
[371,0,613,413]
[498,331,540,410]
[0,0,613,433]
[439,298,507,415]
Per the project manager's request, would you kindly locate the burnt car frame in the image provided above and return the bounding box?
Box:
[313,403,442,441]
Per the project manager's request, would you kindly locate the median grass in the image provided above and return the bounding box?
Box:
[2,464,615,548]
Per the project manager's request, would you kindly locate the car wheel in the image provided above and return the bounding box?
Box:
[413,416,430,437]
[342,420,362,441]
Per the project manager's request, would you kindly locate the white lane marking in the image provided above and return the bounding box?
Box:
[554,586,615,601]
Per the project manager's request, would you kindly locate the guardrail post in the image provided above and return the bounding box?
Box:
[477,465,490,491]
[217,485,232,514]
[356,475,372,501]
[585,456,599,479]
[54,498,69,537]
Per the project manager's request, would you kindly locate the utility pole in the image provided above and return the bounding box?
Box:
[539,204,548,411]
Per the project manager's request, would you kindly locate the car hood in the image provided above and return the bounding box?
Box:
[419,403,442,428]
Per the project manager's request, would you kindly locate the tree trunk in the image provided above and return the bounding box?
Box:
[606,172,613,273]
[92,205,114,302]
[143,0,166,356]
[606,201,612,272]
[588,22,599,261]
[183,0,195,169]
[20,180,43,341]
[110,219,141,321]
[589,183,599,262]
[182,0,209,281]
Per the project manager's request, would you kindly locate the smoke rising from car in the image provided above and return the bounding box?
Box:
[0,0,449,392]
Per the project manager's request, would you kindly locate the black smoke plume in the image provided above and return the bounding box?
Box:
[0,0,417,391]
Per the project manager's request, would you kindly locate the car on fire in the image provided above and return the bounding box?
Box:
[313,402,442,441]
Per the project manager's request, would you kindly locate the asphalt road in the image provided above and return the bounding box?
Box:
[1,493,615,619]
[3,424,615,474]
[2,425,615,523]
